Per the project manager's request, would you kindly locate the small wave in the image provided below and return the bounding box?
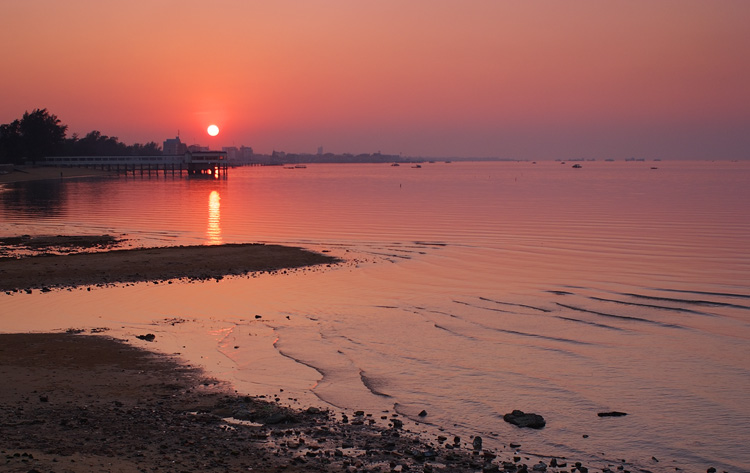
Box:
[359,370,392,398]
[453,299,514,314]
[555,315,627,331]
[430,307,591,345]
[433,323,479,341]
[274,346,327,378]
[479,296,551,313]
[589,296,713,316]
[487,326,593,345]
[656,288,750,300]
[556,303,684,329]
[423,309,460,319]
[413,241,447,246]
[619,292,750,310]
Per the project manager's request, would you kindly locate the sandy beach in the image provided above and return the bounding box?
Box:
[0,333,493,473]
[0,241,339,293]
[0,240,488,472]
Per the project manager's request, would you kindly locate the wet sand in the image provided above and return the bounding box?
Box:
[0,333,490,473]
[0,243,339,293]
[0,242,489,472]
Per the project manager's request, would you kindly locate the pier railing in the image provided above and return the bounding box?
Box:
[43,154,229,177]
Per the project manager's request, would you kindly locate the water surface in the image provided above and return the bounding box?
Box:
[2,161,749,471]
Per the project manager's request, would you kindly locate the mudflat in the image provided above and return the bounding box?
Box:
[0,242,339,292]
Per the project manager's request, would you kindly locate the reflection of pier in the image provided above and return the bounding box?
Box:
[44,150,228,178]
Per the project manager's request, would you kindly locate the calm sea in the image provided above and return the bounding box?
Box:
[2,161,749,472]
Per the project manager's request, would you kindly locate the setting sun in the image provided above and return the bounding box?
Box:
[207,124,219,137]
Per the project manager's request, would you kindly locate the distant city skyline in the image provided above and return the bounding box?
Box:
[2,1,749,160]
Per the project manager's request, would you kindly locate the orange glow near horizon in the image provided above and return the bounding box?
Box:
[2,1,750,159]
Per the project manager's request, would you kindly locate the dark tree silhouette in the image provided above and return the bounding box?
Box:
[68,130,128,156]
[1,109,161,164]
[64,131,161,156]
[0,119,23,164]
[129,141,162,156]
[0,109,67,164]
[19,109,68,163]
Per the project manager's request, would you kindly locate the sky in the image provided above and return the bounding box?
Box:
[2,1,749,159]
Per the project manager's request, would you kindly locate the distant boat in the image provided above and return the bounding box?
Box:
[572,164,582,168]
[294,164,307,168]
[391,163,400,167]
[412,164,422,168]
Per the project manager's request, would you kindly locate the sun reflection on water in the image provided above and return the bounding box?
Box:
[207,190,222,244]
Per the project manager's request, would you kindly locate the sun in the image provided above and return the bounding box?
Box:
[207,124,219,136]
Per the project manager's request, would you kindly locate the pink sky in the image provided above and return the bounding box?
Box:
[2,1,749,159]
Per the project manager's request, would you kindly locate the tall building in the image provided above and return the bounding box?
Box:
[163,136,187,155]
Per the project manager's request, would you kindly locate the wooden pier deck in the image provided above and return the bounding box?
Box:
[43,151,229,178]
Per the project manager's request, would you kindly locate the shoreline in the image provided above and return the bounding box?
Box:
[0,238,570,473]
[0,332,491,473]
[0,238,687,472]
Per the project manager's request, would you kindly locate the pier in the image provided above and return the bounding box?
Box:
[43,151,229,178]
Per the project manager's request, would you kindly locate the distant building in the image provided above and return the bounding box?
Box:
[222,146,239,161]
[188,144,209,152]
[163,136,188,155]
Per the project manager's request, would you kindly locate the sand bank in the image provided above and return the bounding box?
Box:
[0,332,492,472]
[0,242,339,292]
[0,166,114,184]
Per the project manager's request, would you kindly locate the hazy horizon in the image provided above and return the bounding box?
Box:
[2,1,749,160]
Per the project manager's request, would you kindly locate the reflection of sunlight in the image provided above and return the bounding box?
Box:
[207,190,222,244]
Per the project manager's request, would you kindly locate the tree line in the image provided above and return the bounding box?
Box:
[0,109,162,165]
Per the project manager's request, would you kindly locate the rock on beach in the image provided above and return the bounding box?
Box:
[503,410,546,429]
